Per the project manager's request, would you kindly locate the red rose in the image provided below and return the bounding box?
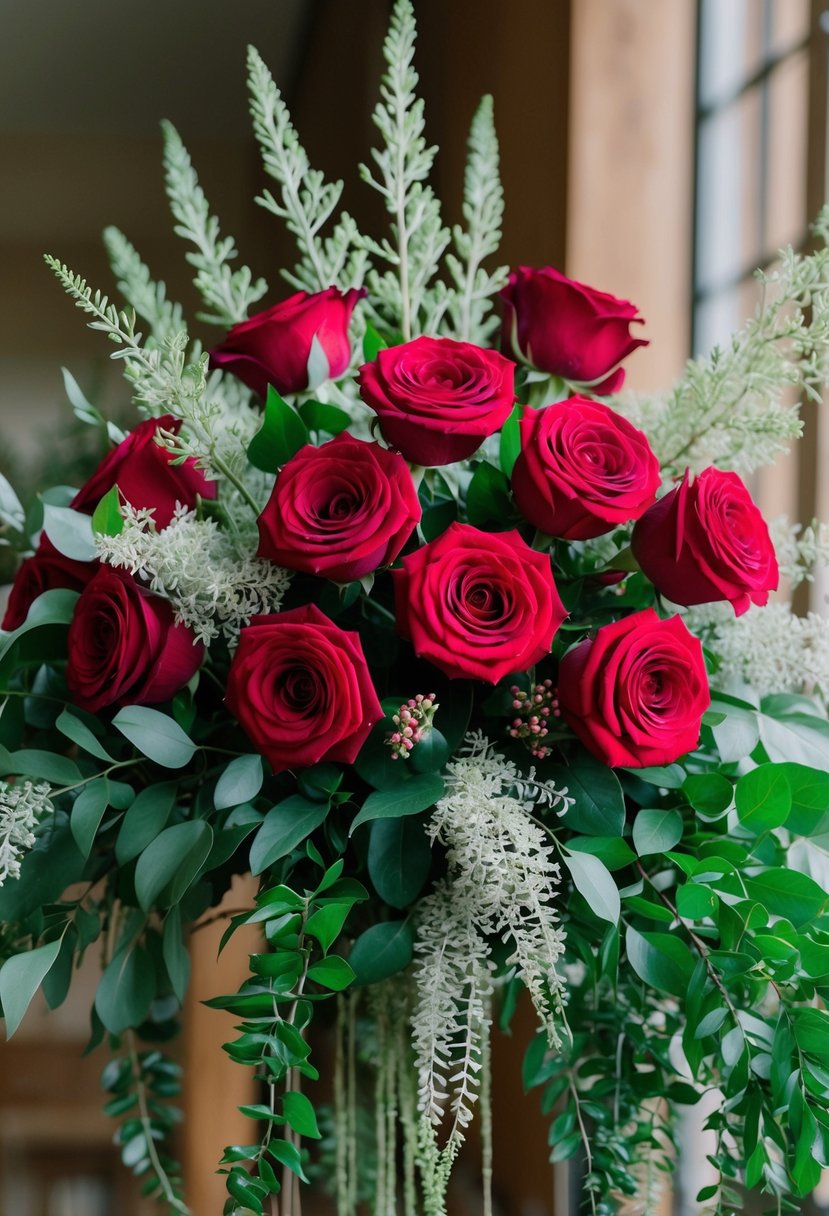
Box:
[2,537,94,632]
[500,266,648,393]
[631,468,779,616]
[512,397,660,540]
[393,522,567,683]
[558,609,709,768]
[72,416,216,528]
[357,337,516,466]
[257,433,421,583]
[208,287,364,399]
[225,604,382,774]
[66,567,203,713]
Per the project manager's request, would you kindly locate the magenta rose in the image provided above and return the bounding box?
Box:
[66,567,203,713]
[357,337,516,466]
[393,522,567,683]
[501,266,648,393]
[72,415,216,528]
[631,468,779,616]
[257,433,421,583]
[2,537,94,632]
[512,397,660,539]
[558,609,709,768]
[225,604,382,774]
[208,287,364,399]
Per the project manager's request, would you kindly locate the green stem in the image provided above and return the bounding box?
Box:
[126,1031,190,1215]
[52,758,136,797]
[212,452,262,516]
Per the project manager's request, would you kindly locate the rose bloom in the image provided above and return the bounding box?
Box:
[257,433,421,583]
[394,522,567,683]
[225,604,382,774]
[66,567,203,713]
[358,336,516,466]
[501,266,648,393]
[71,415,216,528]
[558,609,710,768]
[631,468,779,616]
[2,538,94,632]
[512,397,660,539]
[208,287,364,399]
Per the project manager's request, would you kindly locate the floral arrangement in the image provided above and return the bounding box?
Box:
[4,5,829,1215]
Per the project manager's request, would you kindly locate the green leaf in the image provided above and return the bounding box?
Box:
[41,502,96,561]
[112,705,197,769]
[116,782,178,864]
[214,754,264,811]
[298,399,351,436]
[368,816,432,908]
[735,764,792,832]
[282,1091,321,1139]
[0,938,63,1037]
[56,708,114,762]
[349,921,414,985]
[250,796,329,875]
[500,405,522,477]
[268,1137,310,1183]
[563,851,620,923]
[349,773,444,834]
[626,763,686,789]
[683,772,733,817]
[759,710,829,772]
[0,749,82,785]
[306,955,355,992]
[0,588,78,654]
[466,462,513,529]
[304,903,351,954]
[0,471,24,533]
[362,323,387,363]
[632,808,684,857]
[226,1168,266,1214]
[780,763,829,835]
[70,779,111,858]
[134,820,214,910]
[710,701,760,763]
[247,385,309,473]
[95,943,154,1033]
[745,868,827,928]
[567,835,635,871]
[90,484,124,537]
[625,926,695,997]
[676,882,718,920]
[162,905,191,1004]
[555,751,625,836]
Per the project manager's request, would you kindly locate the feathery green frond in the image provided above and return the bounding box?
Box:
[103,226,184,344]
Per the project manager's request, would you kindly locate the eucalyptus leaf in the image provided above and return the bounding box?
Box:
[112,706,197,769]
[41,503,96,561]
[0,938,63,1037]
[250,796,329,875]
[563,851,620,923]
[214,754,264,810]
[135,820,214,910]
[632,808,684,857]
[349,920,414,985]
[350,773,444,835]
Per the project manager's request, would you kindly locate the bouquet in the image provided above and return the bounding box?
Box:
[4,4,829,1213]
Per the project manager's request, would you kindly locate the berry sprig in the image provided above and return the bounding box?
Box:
[386,694,439,760]
[508,679,561,759]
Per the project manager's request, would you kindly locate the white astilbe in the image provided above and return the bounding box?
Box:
[769,516,829,588]
[613,219,829,474]
[95,505,290,644]
[412,732,569,1150]
[687,601,829,703]
[0,780,52,885]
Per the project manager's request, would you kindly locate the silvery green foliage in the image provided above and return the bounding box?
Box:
[103,226,184,344]
[0,780,51,885]
[359,0,450,340]
[618,214,829,475]
[161,120,267,326]
[247,45,368,294]
[443,95,509,344]
[770,516,829,587]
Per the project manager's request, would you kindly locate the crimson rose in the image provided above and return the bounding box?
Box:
[501,266,648,393]
[631,468,779,616]
[208,287,363,399]
[358,337,515,466]
[393,522,567,683]
[2,538,94,632]
[72,415,216,528]
[512,397,660,539]
[225,604,382,774]
[558,609,709,768]
[67,567,203,713]
[257,433,420,583]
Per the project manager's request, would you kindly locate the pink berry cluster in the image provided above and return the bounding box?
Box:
[508,679,561,759]
[386,693,439,760]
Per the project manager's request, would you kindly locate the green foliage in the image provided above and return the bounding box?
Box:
[247,385,309,472]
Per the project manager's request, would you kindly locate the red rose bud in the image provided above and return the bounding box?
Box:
[71,415,216,528]
[2,536,94,631]
[67,567,203,713]
[631,468,779,616]
[512,397,660,540]
[558,609,709,768]
[209,287,364,399]
[257,433,421,583]
[500,266,648,393]
[225,604,383,775]
[358,336,516,466]
[393,522,567,683]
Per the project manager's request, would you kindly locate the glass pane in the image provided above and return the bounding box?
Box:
[769,0,810,56]
[766,48,809,252]
[698,0,766,109]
